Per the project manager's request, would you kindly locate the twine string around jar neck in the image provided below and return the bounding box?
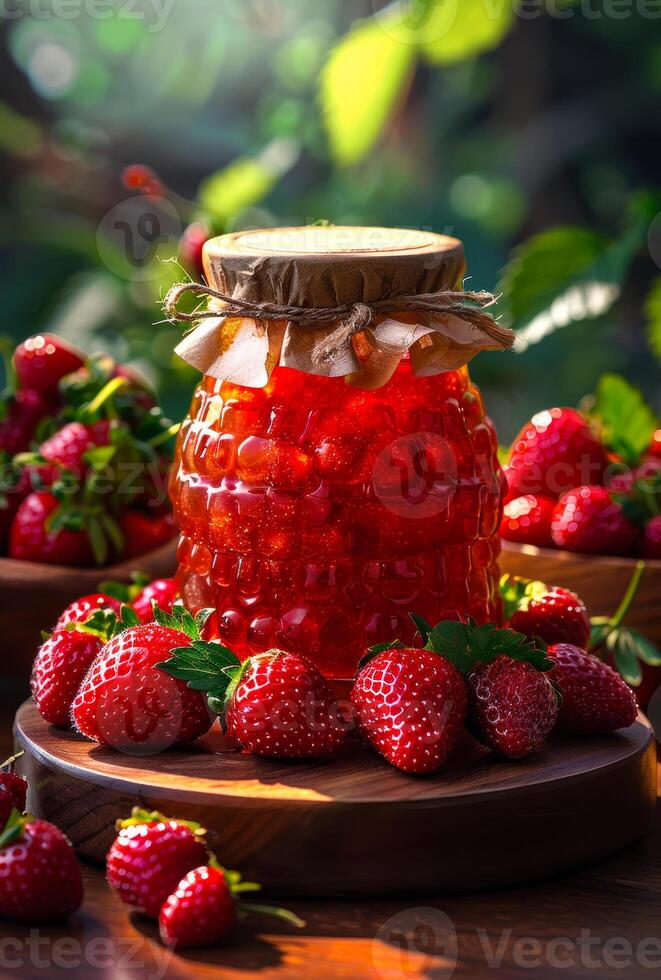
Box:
[163,280,514,364]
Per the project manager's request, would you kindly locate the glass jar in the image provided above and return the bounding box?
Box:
[169,227,509,679]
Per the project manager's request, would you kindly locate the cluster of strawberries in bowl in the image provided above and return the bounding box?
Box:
[500,378,661,559]
[0,333,177,565]
[30,573,638,777]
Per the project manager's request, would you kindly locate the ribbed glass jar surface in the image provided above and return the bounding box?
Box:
[170,361,503,678]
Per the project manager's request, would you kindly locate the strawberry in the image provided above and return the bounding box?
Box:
[467,656,557,758]
[106,808,209,918]
[551,485,639,556]
[33,419,113,485]
[0,755,28,828]
[160,641,349,759]
[0,459,29,549]
[132,578,179,623]
[0,389,53,455]
[351,646,466,774]
[179,221,210,280]
[54,592,122,630]
[647,429,661,460]
[420,619,556,759]
[119,511,176,558]
[501,575,590,648]
[71,605,214,752]
[13,334,85,398]
[159,862,303,949]
[9,491,94,566]
[0,812,83,921]
[31,624,110,728]
[499,494,555,548]
[507,408,608,499]
[642,515,661,559]
[547,643,638,734]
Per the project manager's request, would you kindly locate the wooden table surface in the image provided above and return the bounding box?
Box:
[1,683,660,980]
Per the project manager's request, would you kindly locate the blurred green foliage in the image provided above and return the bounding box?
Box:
[0,0,659,441]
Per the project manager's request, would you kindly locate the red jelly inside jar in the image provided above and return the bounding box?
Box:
[170,359,503,679]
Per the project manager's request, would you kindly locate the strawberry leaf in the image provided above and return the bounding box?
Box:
[592,373,658,467]
[409,613,432,644]
[611,628,644,686]
[66,608,119,642]
[425,620,551,674]
[157,640,241,703]
[589,616,612,652]
[360,639,405,670]
[153,601,206,639]
[97,571,149,604]
[627,628,661,666]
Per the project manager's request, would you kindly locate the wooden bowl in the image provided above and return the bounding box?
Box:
[0,538,178,680]
[500,541,661,649]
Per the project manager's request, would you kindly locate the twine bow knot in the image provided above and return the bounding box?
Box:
[163,281,512,364]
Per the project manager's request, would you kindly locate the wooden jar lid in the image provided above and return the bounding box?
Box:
[202,226,466,308]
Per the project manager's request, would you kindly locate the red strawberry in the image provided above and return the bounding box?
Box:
[502,576,590,648]
[641,515,661,559]
[468,656,557,758]
[9,491,94,566]
[179,222,210,280]
[351,646,466,774]
[161,641,348,759]
[547,643,638,734]
[132,578,179,623]
[0,756,28,827]
[13,334,85,398]
[507,408,608,499]
[71,606,213,752]
[0,462,30,549]
[420,619,556,759]
[647,429,661,460]
[106,808,209,918]
[0,813,83,921]
[551,486,639,555]
[31,630,105,728]
[499,494,555,548]
[0,389,53,455]
[54,592,122,630]
[119,511,176,559]
[0,768,27,814]
[159,864,236,948]
[159,862,303,949]
[35,419,113,485]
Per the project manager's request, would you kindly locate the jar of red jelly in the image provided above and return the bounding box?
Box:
[169,227,513,679]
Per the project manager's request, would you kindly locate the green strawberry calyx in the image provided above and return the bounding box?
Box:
[414,615,552,675]
[0,809,31,849]
[208,858,305,928]
[116,806,206,837]
[97,571,151,605]
[499,574,550,622]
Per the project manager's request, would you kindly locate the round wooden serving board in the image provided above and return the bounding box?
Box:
[14,701,657,898]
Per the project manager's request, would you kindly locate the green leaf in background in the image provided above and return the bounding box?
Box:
[418,0,516,65]
[610,627,643,686]
[644,276,661,363]
[198,139,299,225]
[498,227,619,350]
[320,16,414,165]
[499,192,661,350]
[592,373,657,466]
